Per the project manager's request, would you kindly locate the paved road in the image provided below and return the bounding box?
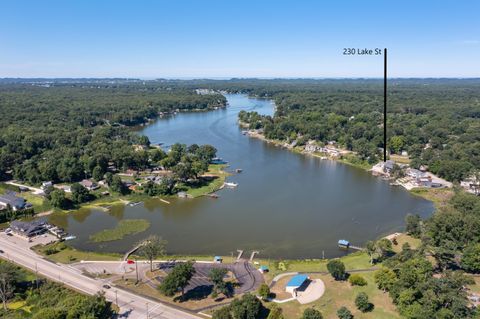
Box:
[0,234,200,319]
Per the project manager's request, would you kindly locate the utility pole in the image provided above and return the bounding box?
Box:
[146,301,149,319]
[35,262,39,289]
[383,48,388,162]
[135,258,139,284]
[115,289,118,307]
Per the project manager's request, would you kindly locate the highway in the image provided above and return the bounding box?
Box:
[0,233,201,319]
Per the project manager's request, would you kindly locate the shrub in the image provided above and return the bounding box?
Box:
[337,306,353,319]
[355,292,373,312]
[348,274,367,286]
[327,260,347,280]
[258,283,271,299]
[301,308,323,319]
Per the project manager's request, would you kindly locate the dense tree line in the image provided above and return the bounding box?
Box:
[231,79,480,181]
[0,260,115,318]
[370,190,480,318]
[0,83,225,184]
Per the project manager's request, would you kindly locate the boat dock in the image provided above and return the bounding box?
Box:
[338,239,364,251]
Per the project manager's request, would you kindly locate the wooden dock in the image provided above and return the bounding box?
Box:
[349,245,364,251]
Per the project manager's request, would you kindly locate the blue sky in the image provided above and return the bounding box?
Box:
[1,0,479,78]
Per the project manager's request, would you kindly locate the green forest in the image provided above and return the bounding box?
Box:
[224,79,480,182]
[0,83,226,183]
[0,260,115,318]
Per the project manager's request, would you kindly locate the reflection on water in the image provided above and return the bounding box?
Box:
[58,94,434,259]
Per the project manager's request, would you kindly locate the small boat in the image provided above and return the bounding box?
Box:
[235,168,243,173]
[211,157,228,164]
[242,130,248,135]
[224,182,238,188]
[64,235,77,241]
[209,194,219,199]
[128,201,142,207]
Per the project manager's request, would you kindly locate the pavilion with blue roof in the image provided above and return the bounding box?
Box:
[285,274,309,295]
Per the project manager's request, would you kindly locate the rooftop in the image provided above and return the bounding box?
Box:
[0,192,26,209]
[286,274,308,287]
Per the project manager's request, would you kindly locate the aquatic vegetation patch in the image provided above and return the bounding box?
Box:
[90,219,150,242]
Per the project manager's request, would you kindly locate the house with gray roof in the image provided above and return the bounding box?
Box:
[0,192,27,211]
[10,219,47,238]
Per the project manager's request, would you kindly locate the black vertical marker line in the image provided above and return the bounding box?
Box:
[383,48,387,162]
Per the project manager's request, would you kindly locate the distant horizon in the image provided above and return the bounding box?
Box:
[2,76,480,80]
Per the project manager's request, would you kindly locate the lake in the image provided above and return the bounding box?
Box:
[53,94,434,259]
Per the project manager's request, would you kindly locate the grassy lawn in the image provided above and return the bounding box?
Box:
[0,182,20,194]
[391,233,421,253]
[270,272,400,319]
[259,252,373,283]
[0,183,51,213]
[21,192,52,213]
[390,154,411,164]
[89,219,150,242]
[114,276,234,311]
[337,154,372,171]
[410,187,454,209]
[183,164,229,198]
[33,242,121,263]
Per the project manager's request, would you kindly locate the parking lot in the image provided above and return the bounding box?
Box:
[154,260,263,295]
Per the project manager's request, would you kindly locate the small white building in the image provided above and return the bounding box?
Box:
[285,274,309,296]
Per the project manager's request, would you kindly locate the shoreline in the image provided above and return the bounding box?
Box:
[240,124,446,209]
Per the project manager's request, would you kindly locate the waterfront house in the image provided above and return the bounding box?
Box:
[0,192,27,211]
[119,169,138,177]
[285,274,309,296]
[383,160,395,174]
[54,184,71,193]
[10,219,47,238]
[304,140,319,153]
[416,175,432,187]
[41,181,53,190]
[406,168,424,178]
[80,179,99,191]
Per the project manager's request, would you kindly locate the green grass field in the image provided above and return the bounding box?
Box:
[33,242,121,263]
[259,251,373,283]
[89,219,150,242]
[184,164,229,198]
[269,272,400,319]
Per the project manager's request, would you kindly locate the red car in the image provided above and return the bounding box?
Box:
[127,260,135,264]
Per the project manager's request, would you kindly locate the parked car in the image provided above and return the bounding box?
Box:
[102,284,111,289]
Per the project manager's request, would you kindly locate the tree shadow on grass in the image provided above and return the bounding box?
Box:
[174,285,213,302]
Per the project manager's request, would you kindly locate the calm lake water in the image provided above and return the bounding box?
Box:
[53,94,434,259]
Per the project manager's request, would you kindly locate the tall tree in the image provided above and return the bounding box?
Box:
[209,268,232,298]
[327,260,347,280]
[0,263,20,310]
[137,235,167,272]
[159,261,195,297]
